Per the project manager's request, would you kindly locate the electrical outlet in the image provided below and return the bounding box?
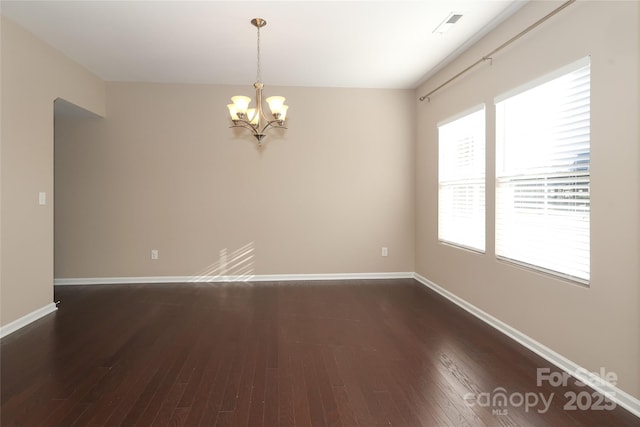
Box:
[381,247,388,257]
[151,249,159,260]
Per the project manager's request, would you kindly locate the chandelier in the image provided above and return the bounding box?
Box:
[227,18,288,146]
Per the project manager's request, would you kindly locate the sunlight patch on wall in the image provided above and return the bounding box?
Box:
[190,242,255,282]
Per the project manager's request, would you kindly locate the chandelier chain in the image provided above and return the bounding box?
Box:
[256,25,261,83]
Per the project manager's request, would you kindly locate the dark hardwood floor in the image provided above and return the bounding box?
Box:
[1,279,638,426]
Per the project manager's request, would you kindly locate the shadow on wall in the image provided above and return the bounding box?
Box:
[190,242,255,282]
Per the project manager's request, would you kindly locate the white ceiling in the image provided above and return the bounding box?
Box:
[1,1,526,89]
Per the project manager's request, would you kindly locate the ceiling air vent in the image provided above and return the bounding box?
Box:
[434,13,463,34]
[447,14,463,24]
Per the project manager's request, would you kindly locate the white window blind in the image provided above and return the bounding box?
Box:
[438,106,486,252]
[495,57,590,283]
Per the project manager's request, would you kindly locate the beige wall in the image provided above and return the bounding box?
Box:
[54,83,415,278]
[0,16,105,327]
[416,0,639,399]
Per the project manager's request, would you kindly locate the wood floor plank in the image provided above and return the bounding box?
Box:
[1,280,638,427]
[332,385,359,427]
[291,343,313,427]
[264,367,279,426]
[277,345,296,427]
[168,406,190,427]
[135,346,190,425]
[219,336,250,413]
[309,345,342,427]
[193,318,241,426]
[33,365,110,427]
[188,345,233,426]
[331,345,386,427]
[228,339,259,427]
[151,382,187,426]
[246,343,268,427]
[299,343,330,427]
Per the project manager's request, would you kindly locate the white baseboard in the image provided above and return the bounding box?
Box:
[413,273,640,419]
[53,271,414,286]
[0,303,57,339]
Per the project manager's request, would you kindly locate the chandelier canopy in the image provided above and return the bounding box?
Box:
[227,18,288,146]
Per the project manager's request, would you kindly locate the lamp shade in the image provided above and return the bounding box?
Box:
[227,104,239,120]
[231,96,251,114]
[278,105,289,121]
[266,96,286,114]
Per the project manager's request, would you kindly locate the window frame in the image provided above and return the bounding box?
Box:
[437,104,487,253]
[494,56,591,285]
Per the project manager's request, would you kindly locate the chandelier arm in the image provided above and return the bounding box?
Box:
[259,105,270,123]
[260,120,288,133]
[230,121,259,134]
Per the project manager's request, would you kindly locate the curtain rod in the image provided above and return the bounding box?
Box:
[418,0,576,102]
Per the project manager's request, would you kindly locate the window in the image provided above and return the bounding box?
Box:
[438,106,486,252]
[495,57,590,283]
